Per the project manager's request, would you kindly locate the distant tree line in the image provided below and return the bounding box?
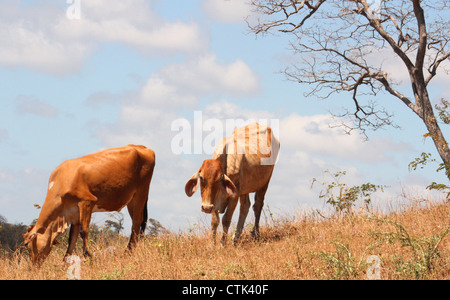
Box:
[0,215,28,254]
[0,213,166,255]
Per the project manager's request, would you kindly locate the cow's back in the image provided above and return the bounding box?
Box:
[213,123,279,194]
[50,145,155,209]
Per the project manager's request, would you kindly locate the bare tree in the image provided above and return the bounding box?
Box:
[146,218,166,237]
[105,212,124,234]
[249,0,450,178]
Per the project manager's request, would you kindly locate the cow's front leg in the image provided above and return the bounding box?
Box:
[211,210,220,245]
[221,195,238,245]
[234,194,250,244]
[63,224,80,262]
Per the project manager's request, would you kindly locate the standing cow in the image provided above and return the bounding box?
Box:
[23,145,155,265]
[185,123,280,244]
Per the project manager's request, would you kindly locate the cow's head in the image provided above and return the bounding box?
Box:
[23,224,60,265]
[185,159,238,214]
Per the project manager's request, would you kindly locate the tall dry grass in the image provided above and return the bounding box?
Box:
[1,199,449,280]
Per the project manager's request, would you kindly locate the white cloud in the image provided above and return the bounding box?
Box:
[279,113,411,163]
[203,100,274,120]
[202,0,251,23]
[73,0,207,54]
[366,46,450,90]
[157,54,260,97]
[0,21,90,73]
[0,0,207,73]
[139,77,198,109]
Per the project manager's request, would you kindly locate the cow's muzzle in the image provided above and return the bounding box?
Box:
[201,204,214,214]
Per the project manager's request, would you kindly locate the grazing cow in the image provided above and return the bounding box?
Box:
[185,123,280,244]
[23,145,155,265]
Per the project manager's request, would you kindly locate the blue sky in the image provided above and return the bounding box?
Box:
[0,0,448,233]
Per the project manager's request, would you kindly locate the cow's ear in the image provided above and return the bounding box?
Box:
[23,225,36,244]
[185,172,199,197]
[27,224,35,233]
[223,175,238,198]
[23,232,37,246]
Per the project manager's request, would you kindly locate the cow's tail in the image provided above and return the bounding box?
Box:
[140,199,148,235]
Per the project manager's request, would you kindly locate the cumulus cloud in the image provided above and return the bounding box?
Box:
[156,54,260,97]
[202,0,251,23]
[0,0,207,73]
[279,113,411,163]
[203,99,274,121]
[366,46,450,91]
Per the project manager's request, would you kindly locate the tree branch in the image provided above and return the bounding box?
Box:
[425,51,450,86]
[250,0,326,34]
[358,0,415,73]
[373,72,422,117]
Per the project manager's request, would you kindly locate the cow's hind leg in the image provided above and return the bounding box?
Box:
[126,187,149,251]
[252,183,269,240]
[127,204,143,250]
[79,201,94,258]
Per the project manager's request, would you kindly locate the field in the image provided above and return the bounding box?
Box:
[0,199,449,280]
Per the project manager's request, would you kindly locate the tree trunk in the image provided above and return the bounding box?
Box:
[422,97,450,179]
[414,75,450,180]
[410,0,450,180]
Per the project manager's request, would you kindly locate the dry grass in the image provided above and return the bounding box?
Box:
[1,199,449,280]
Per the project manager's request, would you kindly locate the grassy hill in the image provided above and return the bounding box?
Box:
[0,199,449,280]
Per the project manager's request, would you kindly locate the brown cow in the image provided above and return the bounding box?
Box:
[23,144,155,265]
[185,123,279,244]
